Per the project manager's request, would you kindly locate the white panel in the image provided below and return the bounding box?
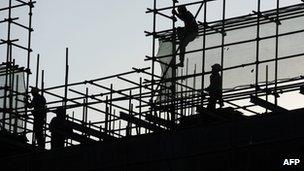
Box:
[157,11,304,91]
[0,72,26,133]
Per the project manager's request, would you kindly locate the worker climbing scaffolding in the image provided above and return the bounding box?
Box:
[172,4,199,67]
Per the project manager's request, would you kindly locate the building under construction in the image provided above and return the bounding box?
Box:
[1,0,304,170]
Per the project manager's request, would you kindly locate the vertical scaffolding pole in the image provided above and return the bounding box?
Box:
[255,0,261,96]
[25,0,34,135]
[82,87,88,138]
[35,54,40,87]
[2,0,13,130]
[274,0,280,105]
[186,58,189,115]
[192,65,197,115]
[180,68,184,116]
[113,110,116,136]
[109,84,113,133]
[150,0,157,117]
[82,98,86,136]
[201,1,207,106]
[14,75,19,133]
[170,0,177,126]
[126,91,132,137]
[64,48,69,113]
[139,77,142,134]
[220,0,226,108]
[85,88,88,123]
[266,65,269,113]
[8,59,15,132]
[41,70,46,146]
[6,0,12,63]
[105,96,109,134]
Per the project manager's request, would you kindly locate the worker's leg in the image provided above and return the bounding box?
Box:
[178,30,198,67]
[207,96,216,111]
[216,91,224,108]
[186,30,198,43]
[58,136,65,148]
[51,133,55,149]
[51,134,64,149]
[35,120,45,149]
[179,41,186,66]
[176,27,185,42]
[175,27,186,67]
[218,97,224,108]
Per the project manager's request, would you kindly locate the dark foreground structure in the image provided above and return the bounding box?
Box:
[1,108,304,170]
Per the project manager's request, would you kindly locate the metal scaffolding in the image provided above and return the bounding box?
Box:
[145,0,304,118]
[0,0,34,136]
[1,0,304,149]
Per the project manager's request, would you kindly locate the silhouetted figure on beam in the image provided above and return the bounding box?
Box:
[172,5,198,67]
[206,64,223,110]
[50,107,70,149]
[25,87,47,149]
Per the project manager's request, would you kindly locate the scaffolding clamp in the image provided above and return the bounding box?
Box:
[15,0,37,8]
[252,11,281,25]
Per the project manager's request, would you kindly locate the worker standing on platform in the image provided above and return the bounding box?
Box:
[206,64,223,110]
[25,87,47,149]
[172,5,198,67]
[50,107,70,149]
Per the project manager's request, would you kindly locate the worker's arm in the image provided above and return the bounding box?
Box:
[172,9,185,21]
[24,96,33,108]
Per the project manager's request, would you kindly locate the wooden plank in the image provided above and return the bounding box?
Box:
[66,120,116,141]
[145,114,173,128]
[120,112,165,133]
[250,95,288,113]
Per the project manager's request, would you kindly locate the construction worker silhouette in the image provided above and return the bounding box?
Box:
[25,87,46,149]
[206,64,223,110]
[50,107,69,149]
[172,5,198,67]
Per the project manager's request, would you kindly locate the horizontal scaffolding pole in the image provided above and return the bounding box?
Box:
[151,51,304,84]
[146,0,215,13]
[146,3,304,39]
[43,67,150,91]
[0,1,36,12]
[147,28,304,61]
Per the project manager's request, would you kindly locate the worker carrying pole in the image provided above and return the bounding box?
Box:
[172,5,199,67]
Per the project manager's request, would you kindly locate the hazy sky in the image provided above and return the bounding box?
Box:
[0,0,302,108]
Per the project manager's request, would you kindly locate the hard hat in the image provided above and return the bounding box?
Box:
[178,5,187,12]
[211,63,221,72]
[55,106,65,115]
[30,87,39,93]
